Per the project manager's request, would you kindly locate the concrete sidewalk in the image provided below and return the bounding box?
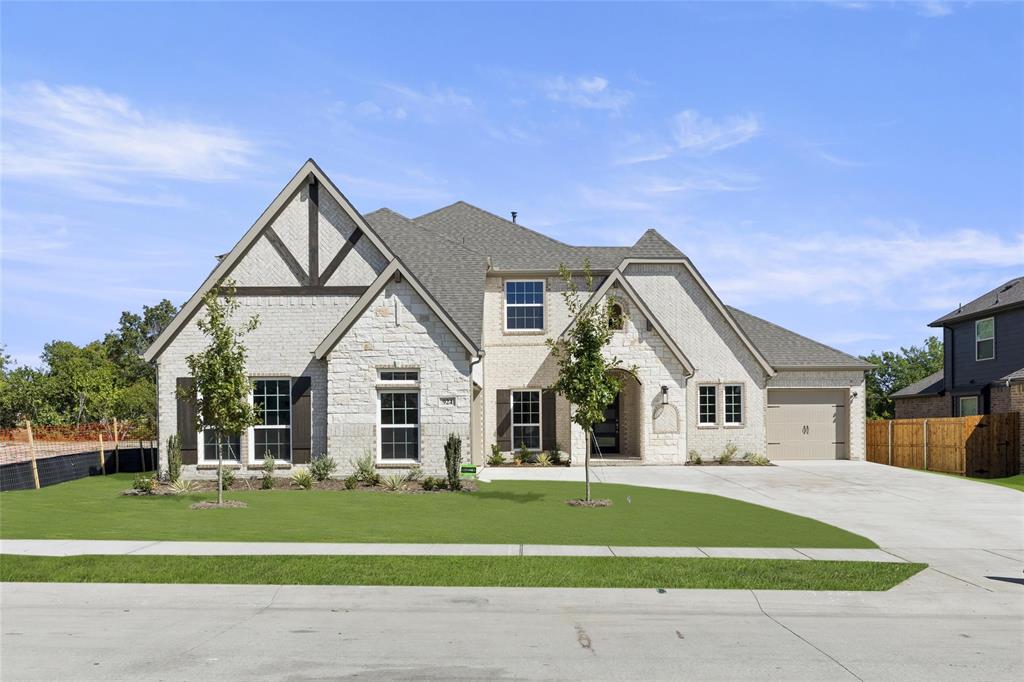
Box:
[0,539,907,562]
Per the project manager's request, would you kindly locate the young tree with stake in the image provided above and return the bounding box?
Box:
[547,260,632,502]
[183,281,261,505]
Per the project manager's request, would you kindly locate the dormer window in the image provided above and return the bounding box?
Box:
[608,303,624,331]
[975,317,994,361]
[505,280,544,331]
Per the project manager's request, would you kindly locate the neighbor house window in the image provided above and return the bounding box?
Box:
[379,391,419,460]
[253,379,291,461]
[724,385,743,425]
[202,431,241,462]
[959,396,979,417]
[698,385,717,425]
[505,280,544,330]
[975,317,994,361]
[511,390,541,449]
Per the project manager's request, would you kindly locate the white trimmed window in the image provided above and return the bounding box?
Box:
[698,385,717,425]
[724,385,743,425]
[379,390,420,461]
[202,431,241,462]
[252,379,291,461]
[505,280,544,330]
[975,318,994,361]
[958,396,979,417]
[512,390,542,449]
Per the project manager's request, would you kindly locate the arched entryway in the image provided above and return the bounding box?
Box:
[592,369,642,460]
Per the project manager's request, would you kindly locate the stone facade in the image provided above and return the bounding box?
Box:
[326,279,472,477]
[894,394,952,420]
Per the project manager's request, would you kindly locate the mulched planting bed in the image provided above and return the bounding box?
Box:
[566,498,612,507]
[685,461,775,467]
[190,500,248,510]
[122,478,478,496]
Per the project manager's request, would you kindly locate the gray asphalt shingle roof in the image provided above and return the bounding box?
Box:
[930,277,1024,326]
[364,201,868,371]
[726,306,874,370]
[890,370,945,398]
[1000,366,1024,383]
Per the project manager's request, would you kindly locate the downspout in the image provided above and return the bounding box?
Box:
[469,350,486,465]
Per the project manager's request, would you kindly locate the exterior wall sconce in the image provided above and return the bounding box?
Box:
[661,385,669,405]
[851,390,858,399]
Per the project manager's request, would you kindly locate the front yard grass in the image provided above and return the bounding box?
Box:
[0,473,875,548]
[0,554,925,591]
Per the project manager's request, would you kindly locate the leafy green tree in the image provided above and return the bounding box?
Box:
[103,299,177,384]
[546,260,631,502]
[861,336,943,420]
[184,281,261,504]
[41,340,118,423]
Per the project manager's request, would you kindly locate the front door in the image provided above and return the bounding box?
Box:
[592,393,620,455]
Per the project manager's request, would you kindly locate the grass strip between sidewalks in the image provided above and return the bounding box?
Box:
[0,554,926,591]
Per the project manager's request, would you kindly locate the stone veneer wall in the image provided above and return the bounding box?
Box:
[326,279,472,477]
[623,262,769,459]
[156,295,360,478]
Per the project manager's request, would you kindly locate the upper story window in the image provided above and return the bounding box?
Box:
[975,317,994,361]
[253,379,291,461]
[379,370,419,383]
[698,385,717,425]
[505,280,544,331]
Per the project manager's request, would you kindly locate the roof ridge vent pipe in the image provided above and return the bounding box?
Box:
[511,211,518,224]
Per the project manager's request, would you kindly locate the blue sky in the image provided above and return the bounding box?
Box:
[2,1,1022,367]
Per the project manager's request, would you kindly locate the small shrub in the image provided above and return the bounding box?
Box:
[169,478,198,495]
[405,464,423,483]
[687,449,703,465]
[132,474,155,494]
[365,471,381,487]
[744,451,771,466]
[261,455,276,489]
[536,452,553,467]
[344,474,359,490]
[718,443,738,464]
[422,476,436,491]
[551,441,564,463]
[219,467,236,491]
[309,454,337,482]
[514,443,530,465]
[167,434,182,483]
[292,469,314,490]
[487,444,505,466]
[381,473,405,492]
[444,433,462,491]
[351,452,377,482]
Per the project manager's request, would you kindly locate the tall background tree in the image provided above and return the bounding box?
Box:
[184,282,261,504]
[861,336,944,420]
[547,261,631,502]
[0,299,177,428]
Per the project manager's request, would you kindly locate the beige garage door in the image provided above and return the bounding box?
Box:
[767,389,848,460]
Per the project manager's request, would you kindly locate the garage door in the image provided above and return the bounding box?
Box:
[767,389,848,460]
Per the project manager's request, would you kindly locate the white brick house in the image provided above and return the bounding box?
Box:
[145,160,872,478]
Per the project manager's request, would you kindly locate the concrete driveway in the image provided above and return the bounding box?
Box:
[483,460,1024,592]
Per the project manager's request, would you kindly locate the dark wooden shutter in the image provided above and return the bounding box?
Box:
[176,377,197,464]
[291,376,312,464]
[496,389,511,451]
[542,390,556,451]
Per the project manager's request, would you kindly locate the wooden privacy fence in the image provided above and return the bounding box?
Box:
[867,413,1020,478]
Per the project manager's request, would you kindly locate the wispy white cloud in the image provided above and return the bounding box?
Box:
[1,82,255,202]
[817,150,866,167]
[542,75,633,113]
[672,110,762,155]
[916,2,954,18]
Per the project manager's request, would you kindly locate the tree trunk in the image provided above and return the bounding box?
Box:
[585,428,591,502]
[216,431,224,505]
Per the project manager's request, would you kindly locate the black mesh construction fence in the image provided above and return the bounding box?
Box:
[0,447,158,492]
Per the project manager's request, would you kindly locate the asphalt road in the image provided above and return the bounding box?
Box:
[2,579,1021,681]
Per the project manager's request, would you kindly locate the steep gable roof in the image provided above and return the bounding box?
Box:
[727,306,874,370]
[930,276,1024,326]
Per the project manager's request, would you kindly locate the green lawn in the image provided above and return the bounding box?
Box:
[0,473,875,548]
[928,471,1024,492]
[0,554,924,591]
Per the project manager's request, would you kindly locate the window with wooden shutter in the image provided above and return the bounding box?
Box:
[496,390,511,451]
[291,376,312,464]
[176,377,198,465]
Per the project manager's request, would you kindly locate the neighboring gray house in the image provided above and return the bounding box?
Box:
[144,160,872,479]
[892,277,1024,419]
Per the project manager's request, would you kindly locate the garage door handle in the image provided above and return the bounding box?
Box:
[802,425,809,435]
